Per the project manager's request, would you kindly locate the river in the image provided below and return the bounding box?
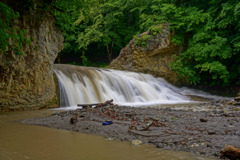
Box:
[0,110,216,160]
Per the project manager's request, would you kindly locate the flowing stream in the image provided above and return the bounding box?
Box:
[54,64,217,109]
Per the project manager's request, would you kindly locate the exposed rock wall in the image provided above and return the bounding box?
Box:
[110,24,182,84]
[0,1,64,111]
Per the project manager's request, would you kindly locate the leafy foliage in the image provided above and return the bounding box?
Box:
[73,0,141,61]
[168,0,240,86]
[149,25,162,36]
[1,0,239,86]
[53,0,83,63]
[134,34,150,47]
[53,0,240,86]
[0,2,29,56]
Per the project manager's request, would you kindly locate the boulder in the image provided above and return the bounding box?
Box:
[110,23,183,84]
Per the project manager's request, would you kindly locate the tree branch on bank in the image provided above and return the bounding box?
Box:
[77,99,113,108]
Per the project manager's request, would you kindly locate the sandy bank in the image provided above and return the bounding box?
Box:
[22,100,240,159]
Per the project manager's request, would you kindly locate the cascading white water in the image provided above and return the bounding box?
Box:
[53,64,198,108]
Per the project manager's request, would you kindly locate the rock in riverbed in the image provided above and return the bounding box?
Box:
[22,101,240,159]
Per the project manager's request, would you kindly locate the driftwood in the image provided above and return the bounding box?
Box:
[96,99,113,107]
[140,119,158,131]
[129,119,158,131]
[77,99,113,108]
[129,124,138,130]
[221,145,240,159]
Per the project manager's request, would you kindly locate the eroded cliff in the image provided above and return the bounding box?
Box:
[110,24,182,84]
[0,0,64,111]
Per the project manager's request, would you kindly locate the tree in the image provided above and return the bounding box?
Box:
[169,0,240,86]
[74,0,142,62]
[53,0,240,86]
[53,0,83,64]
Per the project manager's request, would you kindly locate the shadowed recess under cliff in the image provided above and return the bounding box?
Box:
[53,64,211,108]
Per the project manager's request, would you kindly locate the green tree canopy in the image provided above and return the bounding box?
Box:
[2,0,239,86]
[54,0,240,86]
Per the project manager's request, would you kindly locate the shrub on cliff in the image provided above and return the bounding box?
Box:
[0,2,27,56]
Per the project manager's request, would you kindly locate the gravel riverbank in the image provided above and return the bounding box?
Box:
[23,100,240,159]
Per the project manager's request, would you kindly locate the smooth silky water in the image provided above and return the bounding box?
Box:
[0,110,216,160]
[54,64,221,110]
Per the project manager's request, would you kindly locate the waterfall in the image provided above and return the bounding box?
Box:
[53,64,199,108]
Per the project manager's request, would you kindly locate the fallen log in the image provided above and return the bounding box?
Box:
[220,145,240,159]
[77,103,98,108]
[77,99,113,108]
[96,99,113,107]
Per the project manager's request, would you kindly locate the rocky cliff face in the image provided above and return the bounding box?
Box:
[0,1,64,111]
[110,24,182,84]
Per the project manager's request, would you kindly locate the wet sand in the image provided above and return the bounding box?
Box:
[23,100,240,159]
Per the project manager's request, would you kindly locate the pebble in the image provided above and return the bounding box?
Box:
[208,131,216,135]
[131,140,142,145]
[200,118,208,122]
[207,143,213,148]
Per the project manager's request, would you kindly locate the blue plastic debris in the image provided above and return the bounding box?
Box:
[102,121,113,125]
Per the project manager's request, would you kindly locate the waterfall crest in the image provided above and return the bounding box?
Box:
[54,64,194,108]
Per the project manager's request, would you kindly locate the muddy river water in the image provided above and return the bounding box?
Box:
[0,110,216,160]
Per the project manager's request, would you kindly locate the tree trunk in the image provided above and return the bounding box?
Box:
[106,38,114,62]
[57,57,61,64]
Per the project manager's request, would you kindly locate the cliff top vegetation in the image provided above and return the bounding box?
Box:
[1,0,240,87]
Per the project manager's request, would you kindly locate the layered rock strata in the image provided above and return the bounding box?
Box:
[0,1,64,110]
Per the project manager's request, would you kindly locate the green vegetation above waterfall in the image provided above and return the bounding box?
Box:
[1,0,240,86]
[0,2,29,56]
[53,0,240,86]
[53,0,141,65]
